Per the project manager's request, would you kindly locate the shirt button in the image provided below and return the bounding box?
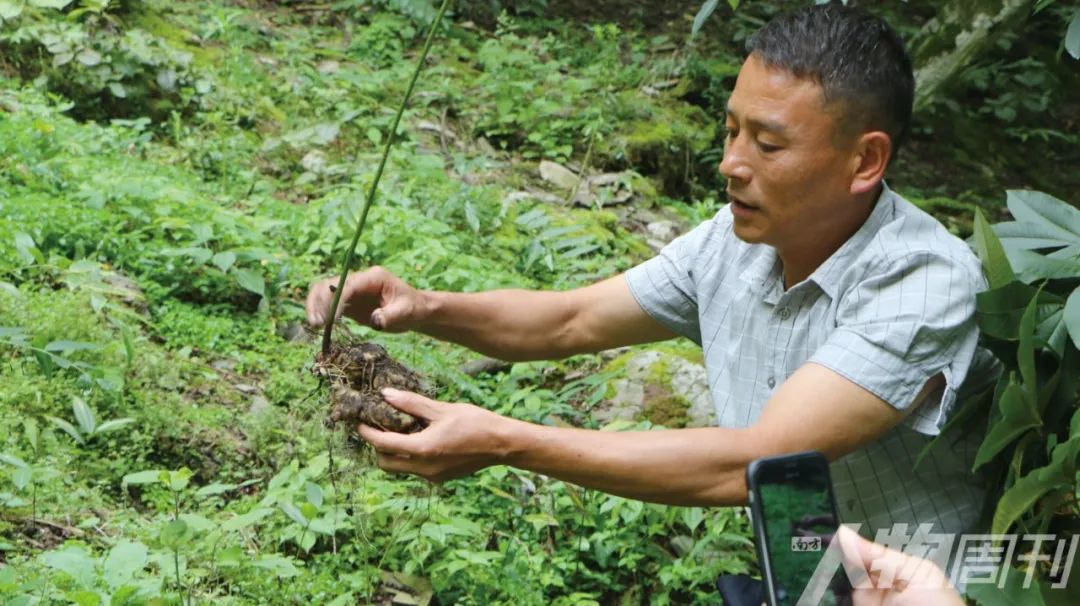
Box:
[767,377,776,388]
[778,308,791,320]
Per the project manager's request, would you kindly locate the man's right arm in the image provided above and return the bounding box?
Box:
[305,267,677,360]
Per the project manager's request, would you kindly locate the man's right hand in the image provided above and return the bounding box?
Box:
[305,266,426,332]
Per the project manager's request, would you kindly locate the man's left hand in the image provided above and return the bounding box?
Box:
[357,388,512,483]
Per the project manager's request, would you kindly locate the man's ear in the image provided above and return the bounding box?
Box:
[849,131,891,196]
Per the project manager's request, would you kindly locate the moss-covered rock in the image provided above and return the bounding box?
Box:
[601,92,718,197]
[594,348,713,428]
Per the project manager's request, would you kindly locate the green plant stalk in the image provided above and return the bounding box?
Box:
[321,0,452,355]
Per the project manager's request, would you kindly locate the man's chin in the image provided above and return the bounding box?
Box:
[731,222,767,244]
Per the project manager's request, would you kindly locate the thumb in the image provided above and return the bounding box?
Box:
[371,298,411,331]
[381,388,440,420]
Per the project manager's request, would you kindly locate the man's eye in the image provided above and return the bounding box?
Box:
[758,141,781,153]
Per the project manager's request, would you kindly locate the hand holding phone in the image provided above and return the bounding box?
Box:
[746,451,964,606]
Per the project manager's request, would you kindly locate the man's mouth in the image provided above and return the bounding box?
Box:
[728,192,759,214]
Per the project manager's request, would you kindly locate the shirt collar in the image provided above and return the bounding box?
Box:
[736,183,896,302]
[807,182,895,299]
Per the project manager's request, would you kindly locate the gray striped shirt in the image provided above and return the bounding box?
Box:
[625,184,994,539]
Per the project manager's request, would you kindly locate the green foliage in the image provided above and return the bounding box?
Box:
[0,1,1074,602]
[937,190,1080,603]
[0,6,749,602]
[0,0,212,120]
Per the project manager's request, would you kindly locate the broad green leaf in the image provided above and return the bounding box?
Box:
[30,0,74,8]
[72,397,96,435]
[304,482,323,508]
[974,379,1041,469]
[48,416,85,445]
[159,519,190,548]
[219,507,273,532]
[1067,10,1080,60]
[691,0,719,38]
[103,541,148,589]
[1009,249,1080,283]
[991,434,1080,534]
[23,418,39,453]
[1035,307,1068,358]
[121,325,135,370]
[39,546,96,588]
[682,507,704,532]
[195,482,237,498]
[234,268,265,297]
[994,220,1076,250]
[252,554,300,578]
[215,545,245,566]
[179,513,215,532]
[300,502,318,521]
[121,470,164,486]
[94,418,134,434]
[973,208,1017,289]
[280,502,308,527]
[463,200,480,232]
[0,453,29,468]
[211,251,236,273]
[0,326,27,339]
[1065,288,1080,351]
[967,566,1046,606]
[45,340,99,354]
[1006,190,1080,242]
[0,2,25,20]
[13,467,32,490]
[14,232,41,265]
[168,468,192,492]
[1018,294,1038,399]
[976,282,1064,341]
[160,247,212,265]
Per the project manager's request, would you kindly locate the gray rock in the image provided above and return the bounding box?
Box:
[593,378,645,425]
[248,395,272,416]
[539,160,580,191]
[645,220,681,251]
[592,350,714,428]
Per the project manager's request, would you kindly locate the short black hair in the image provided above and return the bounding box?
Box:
[747,3,914,159]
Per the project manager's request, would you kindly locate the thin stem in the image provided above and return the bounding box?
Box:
[321,0,452,354]
[174,548,185,606]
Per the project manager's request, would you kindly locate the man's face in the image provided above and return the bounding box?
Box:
[720,54,859,249]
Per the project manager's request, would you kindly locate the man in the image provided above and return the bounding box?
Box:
[307,4,989,551]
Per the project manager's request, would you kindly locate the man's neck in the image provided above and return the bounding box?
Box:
[777,185,882,290]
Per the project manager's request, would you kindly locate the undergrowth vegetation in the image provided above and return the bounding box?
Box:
[0,0,1077,604]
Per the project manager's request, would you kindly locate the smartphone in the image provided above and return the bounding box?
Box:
[746,451,852,606]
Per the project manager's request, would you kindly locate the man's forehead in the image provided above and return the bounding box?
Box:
[726,56,832,131]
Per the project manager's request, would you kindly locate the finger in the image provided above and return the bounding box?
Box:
[356,423,416,455]
[837,525,889,571]
[376,452,420,475]
[305,281,327,326]
[306,278,340,326]
[381,388,441,420]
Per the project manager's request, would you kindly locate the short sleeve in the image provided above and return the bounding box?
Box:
[624,209,732,345]
[809,252,983,435]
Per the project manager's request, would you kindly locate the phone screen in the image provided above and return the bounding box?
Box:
[752,453,852,606]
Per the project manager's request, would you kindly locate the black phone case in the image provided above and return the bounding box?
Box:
[746,451,839,606]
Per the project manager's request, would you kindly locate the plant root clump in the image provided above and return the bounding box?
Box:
[314,341,430,434]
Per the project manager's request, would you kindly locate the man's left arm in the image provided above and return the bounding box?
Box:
[358,365,942,506]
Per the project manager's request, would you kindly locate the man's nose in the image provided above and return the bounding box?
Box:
[718,140,751,183]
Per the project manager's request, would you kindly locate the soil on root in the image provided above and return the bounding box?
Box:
[314,341,430,435]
